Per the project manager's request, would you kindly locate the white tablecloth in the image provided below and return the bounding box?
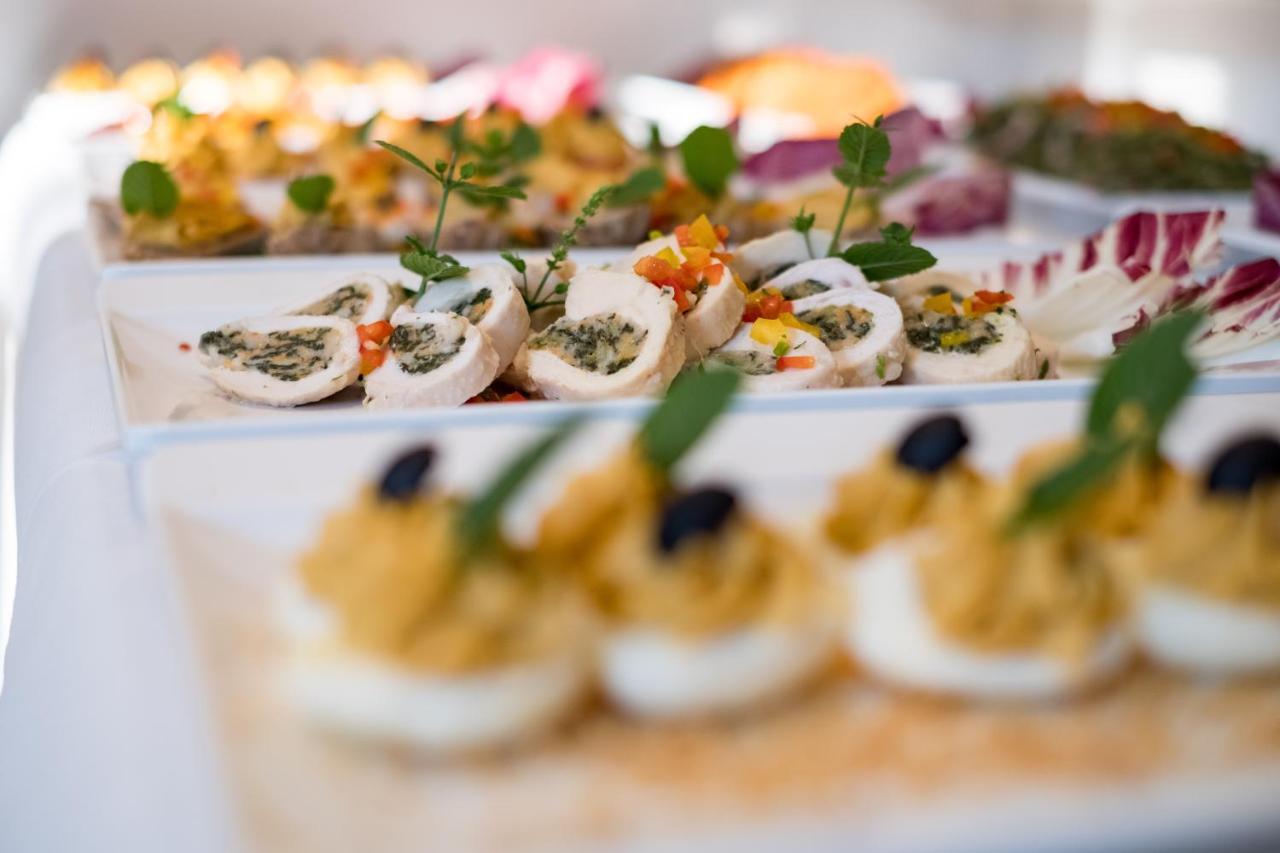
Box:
[0,232,235,852]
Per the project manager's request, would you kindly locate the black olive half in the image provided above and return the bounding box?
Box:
[378,445,437,501]
[657,486,738,554]
[895,414,970,475]
[1205,435,1280,496]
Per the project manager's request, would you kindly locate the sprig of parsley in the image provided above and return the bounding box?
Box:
[827,116,891,256]
[377,116,529,297]
[1007,311,1202,532]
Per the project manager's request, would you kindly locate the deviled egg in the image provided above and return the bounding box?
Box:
[1134,435,1280,677]
[285,441,591,754]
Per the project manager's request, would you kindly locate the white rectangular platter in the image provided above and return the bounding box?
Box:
[143,393,1280,853]
[99,243,1280,455]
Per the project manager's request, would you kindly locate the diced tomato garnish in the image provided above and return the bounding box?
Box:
[672,287,692,312]
[713,224,730,242]
[553,192,573,214]
[357,320,393,346]
[500,392,527,403]
[742,304,761,323]
[776,355,816,371]
[674,224,691,247]
[178,342,191,352]
[974,289,1013,305]
[703,264,724,285]
[757,294,785,320]
[360,348,386,374]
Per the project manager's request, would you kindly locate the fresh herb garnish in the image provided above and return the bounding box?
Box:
[457,417,583,556]
[841,222,937,282]
[517,183,619,312]
[791,206,817,259]
[457,122,540,211]
[354,112,379,146]
[1007,311,1202,531]
[827,116,891,256]
[120,160,179,218]
[154,94,193,120]
[608,166,665,207]
[678,125,739,199]
[377,116,529,297]
[875,353,887,380]
[286,174,336,214]
[638,367,741,475]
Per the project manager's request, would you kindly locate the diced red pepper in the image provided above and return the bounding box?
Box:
[500,391,527,403]
[776,355,816,371]
[713,224,730,242]
[974,289,1013,305]
[360,348,386,375]
[672,286,692,312]
[357,320,393,346]
[178,342,191,352]
[703,264,724,285]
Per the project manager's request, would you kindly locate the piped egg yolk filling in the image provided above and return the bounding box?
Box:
[584,509,825,637]
[823,451,986,555]
[298,489,582,674]
[537,448,665,559]
[917,498,1126,660]
[1141,484,1280,608]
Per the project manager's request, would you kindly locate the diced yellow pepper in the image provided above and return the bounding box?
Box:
[688,214,719,250]
[939,330,970,349]
[682,245,711,268]
[655,247,682,268]
[750,318,789,348]
[779,312,821,337]
[922,292,955,315]
[961,296,973,316]
[733,273,749,295]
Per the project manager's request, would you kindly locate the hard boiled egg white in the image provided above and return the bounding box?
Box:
[1136,583,1280,677]
[842,540,1131,700]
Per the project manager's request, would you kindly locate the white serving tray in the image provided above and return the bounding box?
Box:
[99,245,1280,456]
[142,393,1280,853]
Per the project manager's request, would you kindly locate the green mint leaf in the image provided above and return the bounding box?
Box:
[841,240,937,282]
[510,123,542,162]
[1086,310,1203,449]
[833,117,890,189]
[500,251,526,274]
[354,112,378,145]
[400,249,469,284]
[458,179,527,199]
[637,367,741,474]
[790,207,816,234]
[678,125,739,199]
[459,162,477,180]
[1006,436,1134,532]
[457,417,582,555]
[879,222,915,244]
[120,160,179,218]
[154,94,193,121]
[286,174,335,214]
[376,140,440,181]
[608,167,665,207]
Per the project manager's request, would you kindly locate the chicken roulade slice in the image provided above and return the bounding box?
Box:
[900,300,1038,384]
[733,228,833,289]
[198,315,361,407]
[281,273,402,326]
[526,269,685,400]
[791,288,905,386]
[763,256,870,300]
[705,323,838,392]
[364,309,500,408]
[413,263,531,374]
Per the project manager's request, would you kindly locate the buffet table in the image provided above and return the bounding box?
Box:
[0,230,235,852]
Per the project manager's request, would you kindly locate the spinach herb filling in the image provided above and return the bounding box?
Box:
[199,326,340,382]
[388,323,464,374]
[778,279,830,300]
[529,313,647,375]
[906,310,1003,354]
[445,287,493,325]
[708,350,776,376]
[295,284,370,321]
[796,304,874,350]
